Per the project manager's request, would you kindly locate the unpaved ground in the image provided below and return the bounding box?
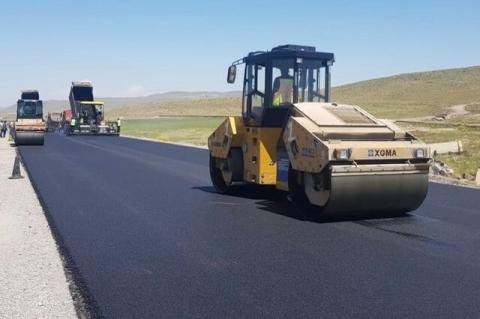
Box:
[395,103,472,122]
[0,137,76,318]
[429,173,479,189]
[443,104,470,119]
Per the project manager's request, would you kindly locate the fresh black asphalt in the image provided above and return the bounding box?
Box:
[18,134,480,318]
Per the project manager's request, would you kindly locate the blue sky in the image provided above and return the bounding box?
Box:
[0,0,479,106]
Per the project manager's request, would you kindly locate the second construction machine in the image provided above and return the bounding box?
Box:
[47,112,63,132]
[13,90,46,145]
[67,81,119,136]
[208,45,431,215]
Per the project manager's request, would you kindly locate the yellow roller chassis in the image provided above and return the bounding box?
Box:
[208,45,431,215]
[208,108,431,215]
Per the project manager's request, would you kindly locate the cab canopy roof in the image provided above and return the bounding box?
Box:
[21,90,40,100]
[72,81,93,87]
[242,44,335,65]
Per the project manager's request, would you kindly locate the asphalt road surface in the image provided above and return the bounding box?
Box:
[19,134,480,319]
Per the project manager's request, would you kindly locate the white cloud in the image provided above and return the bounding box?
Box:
[125,85,146,97]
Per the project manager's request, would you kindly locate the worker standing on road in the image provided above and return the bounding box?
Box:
[9,122,14,138]
[1,121,7,138]
[116,118,121,133]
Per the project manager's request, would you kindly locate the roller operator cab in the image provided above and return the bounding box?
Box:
[208,45,431,216]
[14,90,46,145]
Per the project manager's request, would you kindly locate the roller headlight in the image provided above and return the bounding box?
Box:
[415,148,425,158]
[335,148,351,160]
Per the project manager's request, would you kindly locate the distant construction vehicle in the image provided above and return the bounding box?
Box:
[208,45,431,216]
[46,112,63,132]
[61,109,73,132]
[67,81,119,136]
[13,90,46,145]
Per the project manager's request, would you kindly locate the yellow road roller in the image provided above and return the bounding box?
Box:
[14,90,46,145]
[208,45,431,215]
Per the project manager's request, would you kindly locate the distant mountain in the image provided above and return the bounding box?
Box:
[0,91,241,114]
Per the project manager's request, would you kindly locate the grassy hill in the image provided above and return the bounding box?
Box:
[106,65,480,120]
[333,66,480,118]
[4,66,479,120]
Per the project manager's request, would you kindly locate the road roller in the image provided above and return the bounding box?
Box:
[66,81,119,136]
[13,90,46,145]
[208,45,431,215]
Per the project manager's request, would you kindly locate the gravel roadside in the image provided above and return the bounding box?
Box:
[0,137,77,318]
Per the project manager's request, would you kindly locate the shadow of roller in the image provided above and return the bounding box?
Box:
[193,184,413,223]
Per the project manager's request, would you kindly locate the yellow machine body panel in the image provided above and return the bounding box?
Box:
[208,118,282,185]
[14,118,46,131]
[284,116,429,174]
[208,116,245,159]
[277,102,431,213]
[13,119,46,145]
[243,127,282,185]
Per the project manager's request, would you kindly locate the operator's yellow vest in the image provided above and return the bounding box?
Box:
[273,94,282,106]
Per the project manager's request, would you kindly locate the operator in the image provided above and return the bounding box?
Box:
[70,118,76,132]
[116,118,121,133]
[272,66,294,106]
[80,110,88,125]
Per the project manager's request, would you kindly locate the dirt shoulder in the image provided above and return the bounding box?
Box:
[0,138,76,318]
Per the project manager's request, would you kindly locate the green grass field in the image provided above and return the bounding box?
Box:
[108,97,240,119]
[122,118,480,181]
[116,66,480,183]
[404,124,480,180]
[122,117,224,145]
